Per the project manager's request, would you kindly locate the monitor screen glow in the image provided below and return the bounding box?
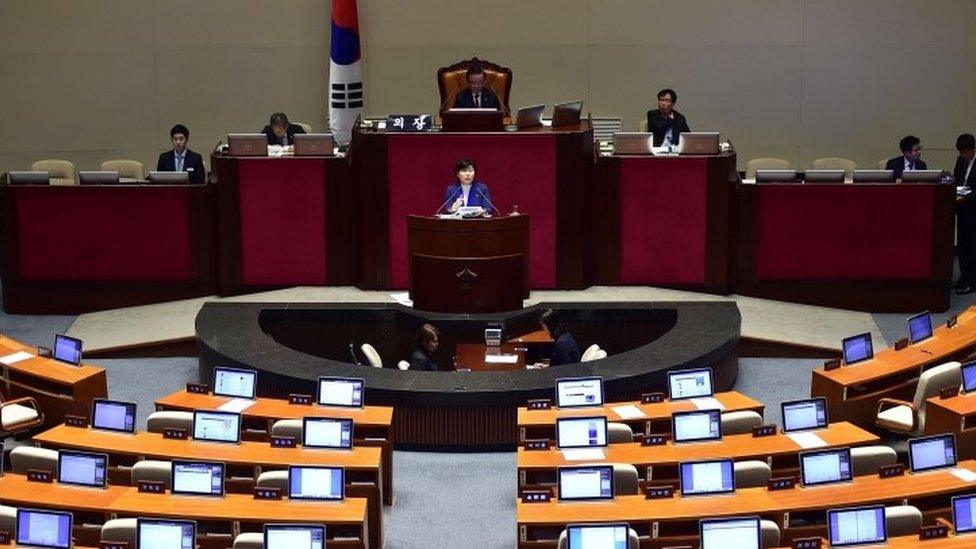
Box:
[908,312,933,344]
[137,518,196,549]
[171,460,224,496]
[557,466,614,501]
[565,523,628,549]
[303,418,353,449]
[264,524,327,549]
[57,450,107,488]
[909,434,956,473]
[952,495,976,535]
[288,466,344,501]
[556,377,604,408]
[212,367,257,399]
[192,410,241,443]
[52,334,82,366]
[556,416,608,449]
[800,448,852,487]
[668,368,714,400]
[91,399,137,433]
[781,398,828,432]
[16,509,72,549]
[679,459,735,496]
[317,377,364,408]
[699,517,761,549]
[963,362,976,393]
[671,409,722,443]
[842,334,873,365]
[828,506,886,546]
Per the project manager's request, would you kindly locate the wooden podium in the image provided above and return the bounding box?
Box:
[407,214,529,313]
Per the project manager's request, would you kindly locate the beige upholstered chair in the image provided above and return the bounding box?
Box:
[130,460,172,489]
[760,520,780,548]
[233,533,264,549]
[361,343,382,368]
[588,349,607,361]
[270,419,302,440]
[720,410,763,435]
[296,122,313,133]
[31,159,76,185]
[638,119,648,132]
[607,422,635,444]
[850,445,897,476]
[100,518,137,546]
[558,527,639,549]
[876,361,962,436]
[397,360,410,371]
[101,159,145,180]
[0,393,43,436]
[812,157,857,179]
[746,158,790,180]
[580,344,601,362]
[0,506,16,538]
[146,410,193,433]
[10,446,57,474]
[733,460,771,488]
[256,470,288,491]
[885,505,922,537]
[877,159,888,169]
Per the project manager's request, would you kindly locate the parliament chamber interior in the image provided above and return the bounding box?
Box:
[3,1,976,548]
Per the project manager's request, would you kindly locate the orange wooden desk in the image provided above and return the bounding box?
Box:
[517,421,878,488]
[155,389,393,505]
[516,391,764,442]
[455,343,526,371]
[0,334,107,430]
[775,534,972,548]
[926,392,976,460]
[811,306,976,428]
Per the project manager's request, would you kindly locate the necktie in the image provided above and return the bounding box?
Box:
[475,94,481,107]
[176,154,183,172]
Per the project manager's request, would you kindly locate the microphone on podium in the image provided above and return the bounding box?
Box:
[435,189,462,216]
[475,187,501,217]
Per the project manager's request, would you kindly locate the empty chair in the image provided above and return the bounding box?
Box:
[1,393,43,436]
[885,505,922,537]
[580,344,601,362]
[812,157,857,179]
[760,520,780,548]
[100,159,145,180]
[130,460,172,489]
[733,460,771,488]
[10,446,57,474]
[607,422,635,444]
[100,518,137,546]
[397,360,410,371]
[270,419,302,440]
[256,469,288,492]
[746,158,790,180]
[146,410,193,433]
[0,505,15,537]
[557,526,639,549]
[876,361,962,436]
[850,445,898,476]
[721,410,763,435]
[296,122,314,133]
[361,343,382,368]
[589,349,608,361]
[30,159,76,185]
[233,533,264,549]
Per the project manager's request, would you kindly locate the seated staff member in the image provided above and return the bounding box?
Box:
[452,64,501,109]
[954,133,976,294]
[261,112,306,146]
[409,324,440,371]
[646,88,690,148]
[156,124,206,183]
[885,135,927,178]
[540,309,581,366]
[443,159,493,213]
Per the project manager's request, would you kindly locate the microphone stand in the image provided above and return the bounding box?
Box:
[434,188,463,216]
[475,186,501,216]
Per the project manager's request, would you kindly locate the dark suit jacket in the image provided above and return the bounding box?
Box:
[885,156,928,178]
[156,149,206,183]
[409,347,438,371]
[443,181,493,212]
[452,87,501,110]
[549,331,581,366]
[954,155,976,189]
[646,110,690,147]
[261,123,306,145]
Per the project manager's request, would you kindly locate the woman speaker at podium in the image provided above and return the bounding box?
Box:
[439,159,496,216]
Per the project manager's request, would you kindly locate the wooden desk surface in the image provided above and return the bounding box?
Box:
[775,534,971,548]
[455,343,525,372]
[516,421,877,470]
[34,424,382,471]
[0,334,104,385]
[927,392,976,416]
[507,330,553,344]
[516,391,764,426]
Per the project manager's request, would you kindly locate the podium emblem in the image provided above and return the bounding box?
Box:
[456,268,478,289]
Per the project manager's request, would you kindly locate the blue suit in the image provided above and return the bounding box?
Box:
[444,181,492,211]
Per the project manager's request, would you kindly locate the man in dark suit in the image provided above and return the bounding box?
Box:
[646,88,690,147]
[156,124,206,183]
[954,133,976,294]
[540,309,581,366]
[409,324,440,371]
[261,112,306,146]
[884,135,927,178]
[452,64,501,109]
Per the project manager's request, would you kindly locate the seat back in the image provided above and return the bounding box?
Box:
[437,57,512,114]
[131,460,172,489]
[913,361,962,431]
[361,343,382,368]
[270,419,302,440]
[10,446,57,475]
[733,460,771,488]
[557,527,639,549]
[146,410,193,433]
[877,159,888,169]
[720,410,763,435]
[607,422,634,444]
[256,470,288,492]
[295,122,313,133]
[746,158,791,179]
[0,505,17,537]
[884,505,922,537]
[812,157,857,178]
[232,532,264,549]
[580,344,601,362]
[760,520,781,548]
[590,349,607,361]
[397,360,410,371]
[100,159,145,180]
[100,518,138,546]
[30,159,76,185]
[850,445,897,476]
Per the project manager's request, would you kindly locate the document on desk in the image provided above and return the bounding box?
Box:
[484,354,518,364]
[690,397,725,411]
[611,405,646,420]
[0,351,34,365]
[217,398,255,413]
[950,468,976,483]
[389,292,413,307]
[561,448,606,461]
[787,431,828,449]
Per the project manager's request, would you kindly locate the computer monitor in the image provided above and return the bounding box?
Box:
[557,465,615,501]
[264,524,326,549]
[755,169,798,183]
[555,377,604,408]
[908,433,956,473]
[136,518,196,549]
[565,523,629,549]
[827,505,886,547]
[288,465,345,501]
[908,311,933,344]
[91,398,137,433]
[212,366,257,399]
[963,361,976,394]
[52,334,82,366]
[317,376,364,408]
[952,494,976,535]
[147,171,190,184]
[667,367,714,400]
[227,133,269,156]
[15,508,72,549]
[7,171,50,185]
[552,100,583,127]
[171,460,225,497]
[699,517,761,549]
[294,133,336,156]
[804,169,845,183]
[515,104,545,129]
[842,333,873,365]
[57,450,107,489]
[556,416,608,449]
[852,169,895,183]
[611,132,655,155]
[677,132,720,155]
[781,397,828,432]
[901,170,943,183]
[78,171,121,185]
[679,459,735,496]
[671,409,722,443]
[192,410,241,444]
[302,417,354,449]
[799,448,852,487]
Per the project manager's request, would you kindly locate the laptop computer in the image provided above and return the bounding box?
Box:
[827,505,886,547]
[677,132,720,155]
[303,417,354,449]
[781,397,828,432]
[552,100,583,127]
[193,410,241,444]
[288,465,345,501]
[952,494,976,535]
[317,376,365,408]
[515,104,545,129]
[555,376,604,408]
[852,169,895,183]
[699,516,761,549]
[799,448,852,487]
[679,458,735,496]
[963,361,976,394]
[804,169,845,183]
[147,171,190,184]
[16,508,72,549]
[228,133,269,156]
[565,523,629,549]
[57,450,108,489]
[78,171,121,185]
[668,367,714,400]
[755,169,798,183]
[294,133,335,156]
[7,171,50,185]
[53,334,82,366]
[556,416,608,449]
[901,170,942,183]
[612,132,655,155]
[907,311,933,344]
[671,409,722,443]
[264,524,327,549]
[212,366,257,400]
[557,465,615,501]
[91,398,137,433]
[842,333,873,365]
[908,433,956,473]
[171,460,225,496]
[137,518,196,549]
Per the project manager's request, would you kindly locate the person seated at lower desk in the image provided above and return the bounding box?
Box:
[156,124,206,183]
[441,158,493,214]
[409,324,440,371]
[261,112,306,146]
[539,309,580,366]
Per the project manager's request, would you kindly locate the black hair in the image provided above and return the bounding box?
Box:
[417,323,440,346]
[957,133,976,152]
[540,309,565,337]
[657,88,677,102]
[899,135,920,153]
[454,158,477,178]
[465,64,486,81]
[170,124,189,139]
[269,112,290,126]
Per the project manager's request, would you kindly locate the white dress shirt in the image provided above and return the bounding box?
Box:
[460,183,471,205]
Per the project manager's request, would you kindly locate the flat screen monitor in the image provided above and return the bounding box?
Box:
[552,100,583,127]
[755,169,798,183]
[15,508,72,549]
[288,465,345,501]
[317,376,364,408]
[136,518,196,549]
[515,104,545,129]
[7,171,50,185]
[264,524,327,549]
[302,417,354,449]
[91,398,137,433]
[171,460,225,497]
[147,171,190,184]
[192,410,241,443]
[842,333,873,365]
[555,376,604,408]
[57,450,107,488]
[852,169,895,183]
[679,459,735,496]
[908,433,956,473]
[677,132,720,155]
[901,170,942,183]
[212,366,257,399]
[699,516,761,549]
[671,409,722,443]
[952,494,976,535]
[827,505,886,547]
[668,367,714,400]
[565,523,629,549]
[557,465,614,501]
[800,448,852,487]
[227,133,268,156]
[52,334,82,366]
[963,361,976,393]
[781,397,828,432]
[804,169,845,183]
[78,171,121,185]
[294,133,335,156]
[556,416,608,449]
[908,311,933,344]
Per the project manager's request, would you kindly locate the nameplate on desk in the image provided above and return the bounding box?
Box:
[137,480,165,494]
[792,538,822,549]
[26,469,52,483]
[644,485,674,499]
[879,463,905,478]
[894,337,909,351]
[520,490,551,503]
[641,434,667,446]
[254,486,282,500]
[289,393,313,405]
[101,542,128,549]
[36,346,51,358]
[523,439,550,451]
[941,387,959,399]
[768,476,796,491]
[163,428,187,440]
[527,399,551,410]
[824,358,841,371]
[752,424,776,437]
[271,436,297,448]
[186,383,209,394]
[919,524,949,540]
[641,392,664,404]
[65,414,88,428]
[386,114,432,132]
[948,315,959,328]
[0,530,10,544]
